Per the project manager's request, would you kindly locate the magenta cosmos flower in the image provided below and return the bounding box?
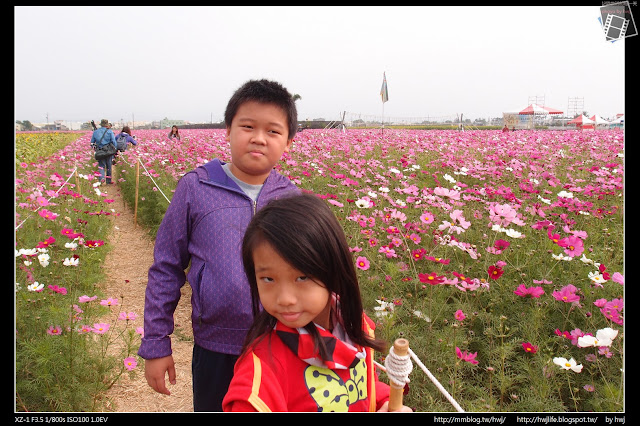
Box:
[552,284,580,303]
[456,347,479,365]
[559,235,584,257]
[513,284,545,298]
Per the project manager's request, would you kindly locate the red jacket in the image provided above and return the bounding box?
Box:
[222,315,390,412]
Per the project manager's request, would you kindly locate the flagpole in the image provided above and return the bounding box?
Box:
[382,101,385,135]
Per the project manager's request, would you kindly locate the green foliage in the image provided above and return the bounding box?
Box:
[15,132,141,412]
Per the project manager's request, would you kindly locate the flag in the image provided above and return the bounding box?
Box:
[380,72,388,103]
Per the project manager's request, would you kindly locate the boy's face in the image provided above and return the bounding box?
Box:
[225,101,293,185]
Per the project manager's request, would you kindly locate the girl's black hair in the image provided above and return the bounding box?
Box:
[240,193,386,359]
[224,79,298,140]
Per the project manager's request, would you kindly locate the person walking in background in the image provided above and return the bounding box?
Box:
[112,125,138,164]
[90,119,116,184]
[138,79,300,412]
[168,125,181,140]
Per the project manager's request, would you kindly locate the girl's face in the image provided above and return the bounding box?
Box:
[252,240,331,330]
[225,101,293,185]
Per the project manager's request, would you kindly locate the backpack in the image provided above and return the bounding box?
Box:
[116,134,128,151]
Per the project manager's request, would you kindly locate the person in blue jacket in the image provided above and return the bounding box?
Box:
[138,79,300,412]
[90,119,116,184]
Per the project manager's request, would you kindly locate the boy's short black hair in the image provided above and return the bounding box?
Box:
[224,79,298,139]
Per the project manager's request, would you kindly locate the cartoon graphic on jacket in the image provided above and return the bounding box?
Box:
[222,314,391,412]
[137,158,300,360]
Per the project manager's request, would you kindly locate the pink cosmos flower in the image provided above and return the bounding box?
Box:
[420,211,435,224]
[513,284,544,298]
[560,235,584,257]
[123,357,138,371]
[552,284,580,303]
[36,196,50,207]
[38,209,58,221]
[85,240,105,248]
[455,347,479,365]
[118,312,138,321]
[78,295,98,303]
[418,272,446,285]
[489,203,517,227]
[92,323,110,334]
[36,237,55,248]
[454,309,466,321]
[378,246,397,258]
[48,285,68,295]
[100,298,119,307]
[47,325,62,336]
[450,209,471,230]
[522,342,538,354]
[487,265,503,280]
[355,256,370,271]
[612,272,624,285]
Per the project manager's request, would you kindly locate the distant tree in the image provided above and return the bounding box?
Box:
[16,120,34,130]
[293,94,302,102]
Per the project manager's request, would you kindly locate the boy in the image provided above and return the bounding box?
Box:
[138,79,300,411]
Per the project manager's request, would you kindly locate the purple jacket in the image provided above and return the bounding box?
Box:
[138,159,299,359]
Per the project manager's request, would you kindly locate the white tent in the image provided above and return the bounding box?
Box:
[590,114,611,126]
[610,114,625,123]
[609,114,624,128]
[568,114,595,125]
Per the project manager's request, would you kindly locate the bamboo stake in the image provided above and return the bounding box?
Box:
[134,159,140,227]
[388,338,409,412]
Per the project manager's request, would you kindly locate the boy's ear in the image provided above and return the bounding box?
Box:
[283,138,294,153]
[225,126,231,141]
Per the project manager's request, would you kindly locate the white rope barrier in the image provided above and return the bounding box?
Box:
[375,345,465,412]
[15,166,78,231]
[116,152,171,204]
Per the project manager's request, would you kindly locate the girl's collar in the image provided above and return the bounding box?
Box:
[274,321,366,370]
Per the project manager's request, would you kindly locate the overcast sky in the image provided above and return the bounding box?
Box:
[14,5,626,124]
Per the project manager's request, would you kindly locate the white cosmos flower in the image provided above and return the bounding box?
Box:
[553,357,583,373]
[504,228,524,238]
[577,328,618,348]
[63,257,80,267]
[355,199,371,208]
[374,299,395,318]
[588,271,606,285]
[27,282,44,292]
[552,253,572,261]
[38,253,50,267]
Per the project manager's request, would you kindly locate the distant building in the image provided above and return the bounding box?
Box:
[159,118,186,128]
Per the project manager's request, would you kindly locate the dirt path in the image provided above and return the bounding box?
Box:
[99,170,194,412]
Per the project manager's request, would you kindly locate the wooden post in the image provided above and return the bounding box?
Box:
[133,159,140,227]
[388,338,409,412]
[74,168,81,195]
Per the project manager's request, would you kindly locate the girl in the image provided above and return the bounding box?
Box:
[222,194,412,412]
[168,125,180,140]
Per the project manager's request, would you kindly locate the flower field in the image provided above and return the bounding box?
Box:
[15,128,624,412]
